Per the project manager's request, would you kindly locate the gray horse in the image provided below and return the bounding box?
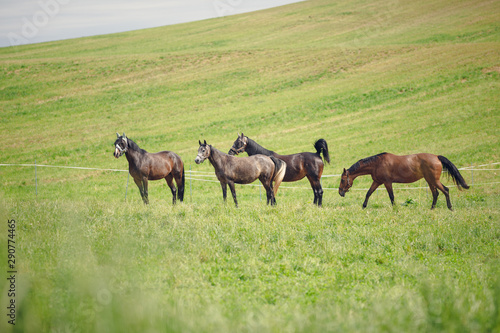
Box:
[195,140,286,207]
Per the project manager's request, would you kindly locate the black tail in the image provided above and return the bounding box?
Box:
[438,155,470,190]
[314,139,330,164]
[178,166,185,201]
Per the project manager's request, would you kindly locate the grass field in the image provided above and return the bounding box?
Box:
[0,0,499,331]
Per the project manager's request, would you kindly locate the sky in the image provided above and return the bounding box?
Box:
[0,0,303,48]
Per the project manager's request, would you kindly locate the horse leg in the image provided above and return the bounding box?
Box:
[363,181,381,208]
[428,184,439,209]
[132,177,145,204]
[384,183,395,206]
[133,176,147,204]
[436,181,453,211]
[142,177,149,204]
[228,181,238,207]
[165,174,177,205]
[268,180,276,205]
[220,182,228,202]
[425,174,451,210]
[307,176,323,207]
[264,183,275,206]
[259,174,275,205]
[174,171,185,202]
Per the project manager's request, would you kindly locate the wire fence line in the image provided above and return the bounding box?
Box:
[0,162,498,194]
[0,163,128,173]
[1,162,498,175]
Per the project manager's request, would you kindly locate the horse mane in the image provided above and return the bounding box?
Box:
[209,144,220,155]
[246,137,275,156]
[348,152,387,172]
[127,138,147,154]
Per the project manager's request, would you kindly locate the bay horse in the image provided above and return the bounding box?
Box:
[338,152,469,210]
[195,140,286,207]
[113,133,185,204]
[228,133,330,206]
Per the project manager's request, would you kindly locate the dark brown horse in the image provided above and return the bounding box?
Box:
[228,133,330,206]
[338,152,469,210]
[195,140,286,207]
[113,133,185,204]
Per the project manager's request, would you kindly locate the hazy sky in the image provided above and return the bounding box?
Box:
[1,0,303,48]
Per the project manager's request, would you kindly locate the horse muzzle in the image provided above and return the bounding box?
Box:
[228,146,245,155]
[114,144,127,158]
[339,189,346,197]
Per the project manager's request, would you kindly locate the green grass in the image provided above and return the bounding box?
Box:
[0,0,499,331]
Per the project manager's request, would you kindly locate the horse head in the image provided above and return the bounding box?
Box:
[228,133,248,155]
[195,140,211,164]
[338,168,352,197]
[113,132,128,158]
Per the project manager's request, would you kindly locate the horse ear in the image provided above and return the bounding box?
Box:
[343,168,347,174]
[204,140,207,145]
[123,133,126,138]
[199,140,202,146]
[241,133,244,138]
[116,132,120,138]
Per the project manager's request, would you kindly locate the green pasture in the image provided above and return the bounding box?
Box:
[0,0,499,331]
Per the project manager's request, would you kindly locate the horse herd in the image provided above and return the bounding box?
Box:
[113,132,469,210]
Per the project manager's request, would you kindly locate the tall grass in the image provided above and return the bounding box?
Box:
[0,197,499,332]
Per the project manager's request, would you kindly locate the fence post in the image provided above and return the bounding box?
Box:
[471,163,474,187]
[125,173,130,200]
[35,159,38,196]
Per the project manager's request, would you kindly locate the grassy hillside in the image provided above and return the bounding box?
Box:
[0,0,499,331]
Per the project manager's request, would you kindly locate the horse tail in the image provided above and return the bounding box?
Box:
[178,165,185,201]
[438,155,470,190]
[314,139,330,164]
[270,156,286,197]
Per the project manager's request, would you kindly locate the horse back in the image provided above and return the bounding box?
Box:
[220,154,274,184]
[377,153,441,183]
[274,152,323,182]
[146,151,183,180]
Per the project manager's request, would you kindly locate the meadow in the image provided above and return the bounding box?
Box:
[0,0,499,331]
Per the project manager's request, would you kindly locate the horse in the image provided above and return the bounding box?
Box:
[195,140,286,207]
[228,133,330,206]
[338,152,469,210]
[113,133,185,205]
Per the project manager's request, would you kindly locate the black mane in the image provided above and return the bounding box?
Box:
[127,138,147,154]
[245,137,275,156]
[348,152,387,172]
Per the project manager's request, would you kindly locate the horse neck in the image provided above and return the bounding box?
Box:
[348,162,374,180]
[246,138,275,156]
[208,146,226,170]
[125,139,145,165]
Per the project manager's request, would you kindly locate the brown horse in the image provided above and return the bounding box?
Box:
[195,140,286,207]
[338,153,469,210]
[114,133,185,204]
[228,133,330,206]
